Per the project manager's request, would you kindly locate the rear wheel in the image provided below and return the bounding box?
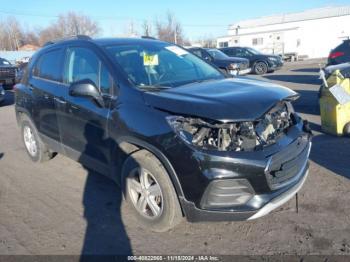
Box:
[254,61,268,75]
[122,150,182,232]
[20,114,55,162]
[344,122,350,136]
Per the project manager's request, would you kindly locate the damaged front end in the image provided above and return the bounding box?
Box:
[166,101,300,152]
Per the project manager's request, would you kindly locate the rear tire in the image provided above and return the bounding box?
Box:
[122,150,182,232]
[254,61,268,75]
[20,114,55,162]
[344,122,350,136]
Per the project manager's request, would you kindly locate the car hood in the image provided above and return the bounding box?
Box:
[143,78,297,122]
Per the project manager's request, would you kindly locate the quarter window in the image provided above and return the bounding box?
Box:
[33,49,62,82]
[64,47,113,95]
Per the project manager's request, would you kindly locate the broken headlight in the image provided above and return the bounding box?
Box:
[166,102,296,152]
[166,116,259,152]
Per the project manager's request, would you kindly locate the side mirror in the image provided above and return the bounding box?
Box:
[69,79,104,107]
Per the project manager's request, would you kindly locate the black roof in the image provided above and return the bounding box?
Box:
[93,37,163,46]
[43,36,164,49]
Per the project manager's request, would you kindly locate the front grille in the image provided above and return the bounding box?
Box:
[0,68,16,78]
[265,136,310,190]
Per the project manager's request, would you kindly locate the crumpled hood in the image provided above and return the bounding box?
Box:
[143,78,297,122]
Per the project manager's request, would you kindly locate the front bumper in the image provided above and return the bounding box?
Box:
[173,121,312,222]
[268,61,283,71]
[229,68,251,76]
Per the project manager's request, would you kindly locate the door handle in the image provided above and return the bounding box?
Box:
[54,97,66,104]
[28,84,34,91]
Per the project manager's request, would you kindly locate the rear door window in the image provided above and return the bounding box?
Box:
[33,49,63,82]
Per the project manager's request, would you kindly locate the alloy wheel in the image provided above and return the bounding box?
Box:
[127,167,163,219]
[23,126,38,157]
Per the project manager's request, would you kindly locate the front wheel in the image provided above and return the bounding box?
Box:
[122,150,183,232]
[254,61,268,75]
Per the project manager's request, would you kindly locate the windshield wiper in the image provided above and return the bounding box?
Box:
[138,85,172,91]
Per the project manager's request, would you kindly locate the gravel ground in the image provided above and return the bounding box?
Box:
[0,59,349,255]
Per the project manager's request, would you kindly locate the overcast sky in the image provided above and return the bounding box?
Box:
[1,0,349,40]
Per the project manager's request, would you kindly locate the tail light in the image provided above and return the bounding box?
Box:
[329,51,345,59]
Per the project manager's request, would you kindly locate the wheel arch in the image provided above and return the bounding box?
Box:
[253,60,269,68]
[114,136,186,217]
[15,107,33,126]
[115,136,185,198]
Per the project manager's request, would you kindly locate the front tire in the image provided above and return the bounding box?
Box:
[20,114,55,162]
[122,150,182,232]
[254,61,268,75]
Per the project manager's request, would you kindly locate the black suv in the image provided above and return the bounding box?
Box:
[220,47,283,75]
[327,39,350,66]
[0,57,17,87]
[188,47,250,76]
[15,36,312,232]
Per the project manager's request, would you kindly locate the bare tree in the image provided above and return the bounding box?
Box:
[38,12,100,45]
[142,20,152,37]
[123,20,138,37]
[0,17,24,50]
[155,12,186,45]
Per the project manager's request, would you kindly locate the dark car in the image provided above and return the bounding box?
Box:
[15,36,312,232]
[220,47,283,75]
[0,84,5,104]
[188,47,250,76]
[15,62,28,83]
[327,39,350,66]
[0,58,17,87]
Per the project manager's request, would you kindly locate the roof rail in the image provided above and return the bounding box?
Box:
[141,36,157,40]
[43,35,92,47]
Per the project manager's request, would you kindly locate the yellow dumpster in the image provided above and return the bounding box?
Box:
[319,65,350,136]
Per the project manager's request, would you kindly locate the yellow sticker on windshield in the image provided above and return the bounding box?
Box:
[143,54,159,66]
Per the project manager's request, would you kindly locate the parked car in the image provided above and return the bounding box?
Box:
[15,62,28,83]
[188,47,250,76]
[15,36,312,232]
[219,47,284,75]
[0,84,5,105]
[327,39,350,66]
[0,57,17,87]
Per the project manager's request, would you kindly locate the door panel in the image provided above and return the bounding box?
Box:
[30,78,61,141]
[56,46,114,172]
[30,48,64,142]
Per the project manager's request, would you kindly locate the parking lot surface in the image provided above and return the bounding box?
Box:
[0,59,349,255]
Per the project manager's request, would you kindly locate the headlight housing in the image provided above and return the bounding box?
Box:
[228,63,239,70]
[268,57,279,63]
[166,101,296,152]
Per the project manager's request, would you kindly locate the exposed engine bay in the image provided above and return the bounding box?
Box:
[168,101,297,152]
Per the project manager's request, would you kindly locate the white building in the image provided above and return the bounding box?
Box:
[217,6,350,59]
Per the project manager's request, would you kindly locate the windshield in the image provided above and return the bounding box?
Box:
[246,47,262,55]
[0,58,11,66]
[106,43,224,88]
[207,49,229,60]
